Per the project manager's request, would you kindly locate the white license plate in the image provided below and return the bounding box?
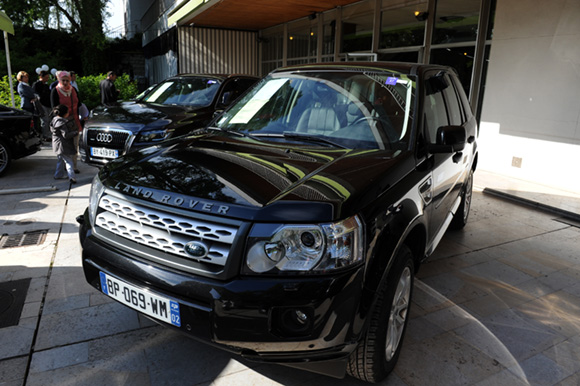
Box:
[99,272,181,327]
[91,147,119,158]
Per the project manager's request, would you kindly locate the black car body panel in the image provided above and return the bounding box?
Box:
[0,105,42,176]
[79,62,478,381]
[80,74,259,166]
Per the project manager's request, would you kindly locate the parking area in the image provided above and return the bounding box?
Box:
[1,144,580,386]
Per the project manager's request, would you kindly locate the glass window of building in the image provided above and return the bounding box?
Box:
[321,10,337,61]
[433,0,481,44]
[261,26,283,75]
[379,3,428,50]
[430,46,475,94]
[287,18,318,66]
[341,1,374,53]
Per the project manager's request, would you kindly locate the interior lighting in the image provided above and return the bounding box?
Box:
[414,11,429,21]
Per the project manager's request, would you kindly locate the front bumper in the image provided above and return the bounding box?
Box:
[79,215,365,378]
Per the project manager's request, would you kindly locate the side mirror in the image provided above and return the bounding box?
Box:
[220,91,233,107]
[429,125,466,153]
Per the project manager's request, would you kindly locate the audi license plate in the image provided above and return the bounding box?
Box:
[99,272,181,327]
[91,147,119,158]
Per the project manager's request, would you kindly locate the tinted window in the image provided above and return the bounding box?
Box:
[442,75,463,125]
[142,77,222,107]
[424,74,448,143]
[220,78,258,106]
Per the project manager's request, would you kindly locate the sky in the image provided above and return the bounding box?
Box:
[105,0,125,37]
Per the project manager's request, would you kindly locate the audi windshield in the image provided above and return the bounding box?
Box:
[140,77,222,108]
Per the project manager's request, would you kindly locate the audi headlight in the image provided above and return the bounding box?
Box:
[137,129,169,143]
[245,215,364,274]
[88,175,105,225]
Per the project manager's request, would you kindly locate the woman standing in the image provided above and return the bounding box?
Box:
[51,71,82,173]
[17,71,36,113]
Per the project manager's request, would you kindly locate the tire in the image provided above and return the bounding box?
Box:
[451,169,473,230]
[347,245,414,383]
[0,140,11,177]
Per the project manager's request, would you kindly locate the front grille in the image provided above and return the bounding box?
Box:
[86,128,131,150]
[95,194,238,269]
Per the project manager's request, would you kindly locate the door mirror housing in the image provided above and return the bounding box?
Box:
[429,125,466,153]
[220,91,233,107]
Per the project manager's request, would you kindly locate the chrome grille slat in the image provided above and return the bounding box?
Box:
[96,194,237,267]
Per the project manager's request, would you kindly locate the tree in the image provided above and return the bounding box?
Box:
[2,0,110,74]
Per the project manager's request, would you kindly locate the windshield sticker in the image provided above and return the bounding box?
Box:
[230,78,289,124]
[363,71,410,88]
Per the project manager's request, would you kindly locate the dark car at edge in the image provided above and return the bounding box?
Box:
[80,74,259,166]
[0,104,42,176]
[78,62,478,383]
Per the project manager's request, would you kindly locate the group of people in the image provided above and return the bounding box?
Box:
[16,70,119,184]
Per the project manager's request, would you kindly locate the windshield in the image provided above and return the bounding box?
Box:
[141,77,222,107]
[216,71,416,150]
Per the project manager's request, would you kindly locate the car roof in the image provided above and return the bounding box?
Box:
[169,74,259,81]
[271,61,452,77]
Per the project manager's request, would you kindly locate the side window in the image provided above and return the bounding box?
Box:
[451,74,473,122]
[219,78,257,106]
[424,74,448,144]
[442,74,463,126]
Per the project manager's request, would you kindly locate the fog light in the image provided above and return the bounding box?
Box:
[295,309,308,324]
[274,307,314,337]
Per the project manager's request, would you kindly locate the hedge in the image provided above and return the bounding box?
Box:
[0,73,139,111]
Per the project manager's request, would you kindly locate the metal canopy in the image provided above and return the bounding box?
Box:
[0,10,14,35]
[169,0,362,30]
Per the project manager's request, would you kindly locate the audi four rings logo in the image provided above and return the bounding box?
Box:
[96,133,113,143]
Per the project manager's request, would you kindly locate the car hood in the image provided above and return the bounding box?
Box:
[100,134,414,222]
[87,101,213,133]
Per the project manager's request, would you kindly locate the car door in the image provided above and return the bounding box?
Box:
[423,71,467,245]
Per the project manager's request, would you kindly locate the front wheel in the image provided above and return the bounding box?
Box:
[347,245,414,383]
[0,140,12,177]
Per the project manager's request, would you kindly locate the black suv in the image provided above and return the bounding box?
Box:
[80,74,259,166]
[79,62,477,383]
[0,104,42,176]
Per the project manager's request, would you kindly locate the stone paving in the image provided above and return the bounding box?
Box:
[0,144,579,385]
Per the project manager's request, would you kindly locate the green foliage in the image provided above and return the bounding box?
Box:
[0,76,20,107]
[0,74,138,111]
[77,73,139,111]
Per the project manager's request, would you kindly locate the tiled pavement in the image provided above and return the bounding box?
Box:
[1,144,579,385]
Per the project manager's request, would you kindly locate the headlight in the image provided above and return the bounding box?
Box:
[88,175,105,225]
[245,215,364,274]
[137,129,169,142]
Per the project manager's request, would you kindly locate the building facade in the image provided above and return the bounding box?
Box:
[131,0,580,193]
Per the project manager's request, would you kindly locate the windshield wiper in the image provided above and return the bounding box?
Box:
[206,127,258,140]
[282,132,348,149]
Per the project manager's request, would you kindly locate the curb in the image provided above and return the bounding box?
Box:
[482,188,580,223]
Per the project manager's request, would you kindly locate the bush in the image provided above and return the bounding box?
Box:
[0,73,140,111]
[0,75,21,107]
[78,73,139,111]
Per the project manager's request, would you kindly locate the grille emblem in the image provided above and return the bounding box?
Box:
[184,241,208,259]
[96,133,113,143]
